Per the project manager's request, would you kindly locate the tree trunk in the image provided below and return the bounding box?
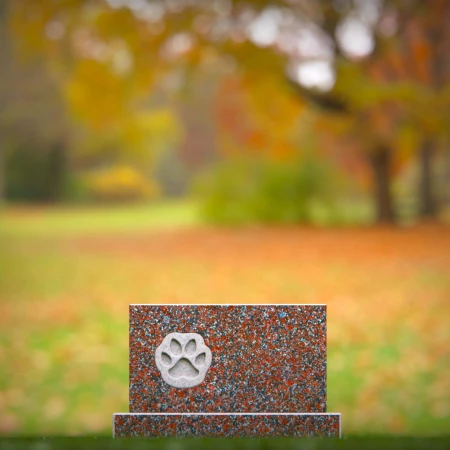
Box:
[369,146,395,223]
[419,138,437,219]
[0,142,4,205]
[47,140,67,202]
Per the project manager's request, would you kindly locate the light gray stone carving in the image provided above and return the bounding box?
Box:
[155,332,212,388]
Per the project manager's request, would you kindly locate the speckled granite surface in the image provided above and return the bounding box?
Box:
[113,413,341,438]
[113,304,341,438]
[129,305,327,413]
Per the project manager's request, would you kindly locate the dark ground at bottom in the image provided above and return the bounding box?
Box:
[0,437,449,450]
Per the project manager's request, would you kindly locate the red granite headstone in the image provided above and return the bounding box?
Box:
[113,304,341,437]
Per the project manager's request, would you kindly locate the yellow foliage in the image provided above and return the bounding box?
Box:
[82,165,159,202]
[65,59,131,130]
[73,108,181,167]
[115,110,182,161]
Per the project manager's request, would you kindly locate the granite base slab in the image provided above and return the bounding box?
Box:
[113,413,341,438]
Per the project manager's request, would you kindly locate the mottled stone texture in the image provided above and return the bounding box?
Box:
[114,413,341,438]
[113,304,342,438]
[129,305,327,413]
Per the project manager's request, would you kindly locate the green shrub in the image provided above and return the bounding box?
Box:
[194,154,351,226]
[5,142,69,202]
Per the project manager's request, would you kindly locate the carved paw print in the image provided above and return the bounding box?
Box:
[155,333,212,388]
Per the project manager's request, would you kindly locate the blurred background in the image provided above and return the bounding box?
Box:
[0,0,449,437]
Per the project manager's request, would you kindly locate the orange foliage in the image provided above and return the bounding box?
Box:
[214,73,305,160]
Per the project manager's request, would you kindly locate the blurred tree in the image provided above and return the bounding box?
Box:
[6,0,182,199]
[168,69,220,196]
[0,0,8,203]
[392,3,450,219]
[282,0,449,221]
[339,1,450,221]
[291,0,449,221]
[7,0,449,219]
[0,1,70,202]
[214,71,305,161]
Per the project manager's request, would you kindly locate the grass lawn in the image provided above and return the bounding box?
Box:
[0,200,200,236]
[0,200,449,437]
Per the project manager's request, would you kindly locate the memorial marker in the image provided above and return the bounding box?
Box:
[113,304,341,437]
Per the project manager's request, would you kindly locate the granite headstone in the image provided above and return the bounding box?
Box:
[113,304,341,437]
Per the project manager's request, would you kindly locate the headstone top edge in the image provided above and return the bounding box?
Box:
[129,304,327,306]
[114,412,341,416]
